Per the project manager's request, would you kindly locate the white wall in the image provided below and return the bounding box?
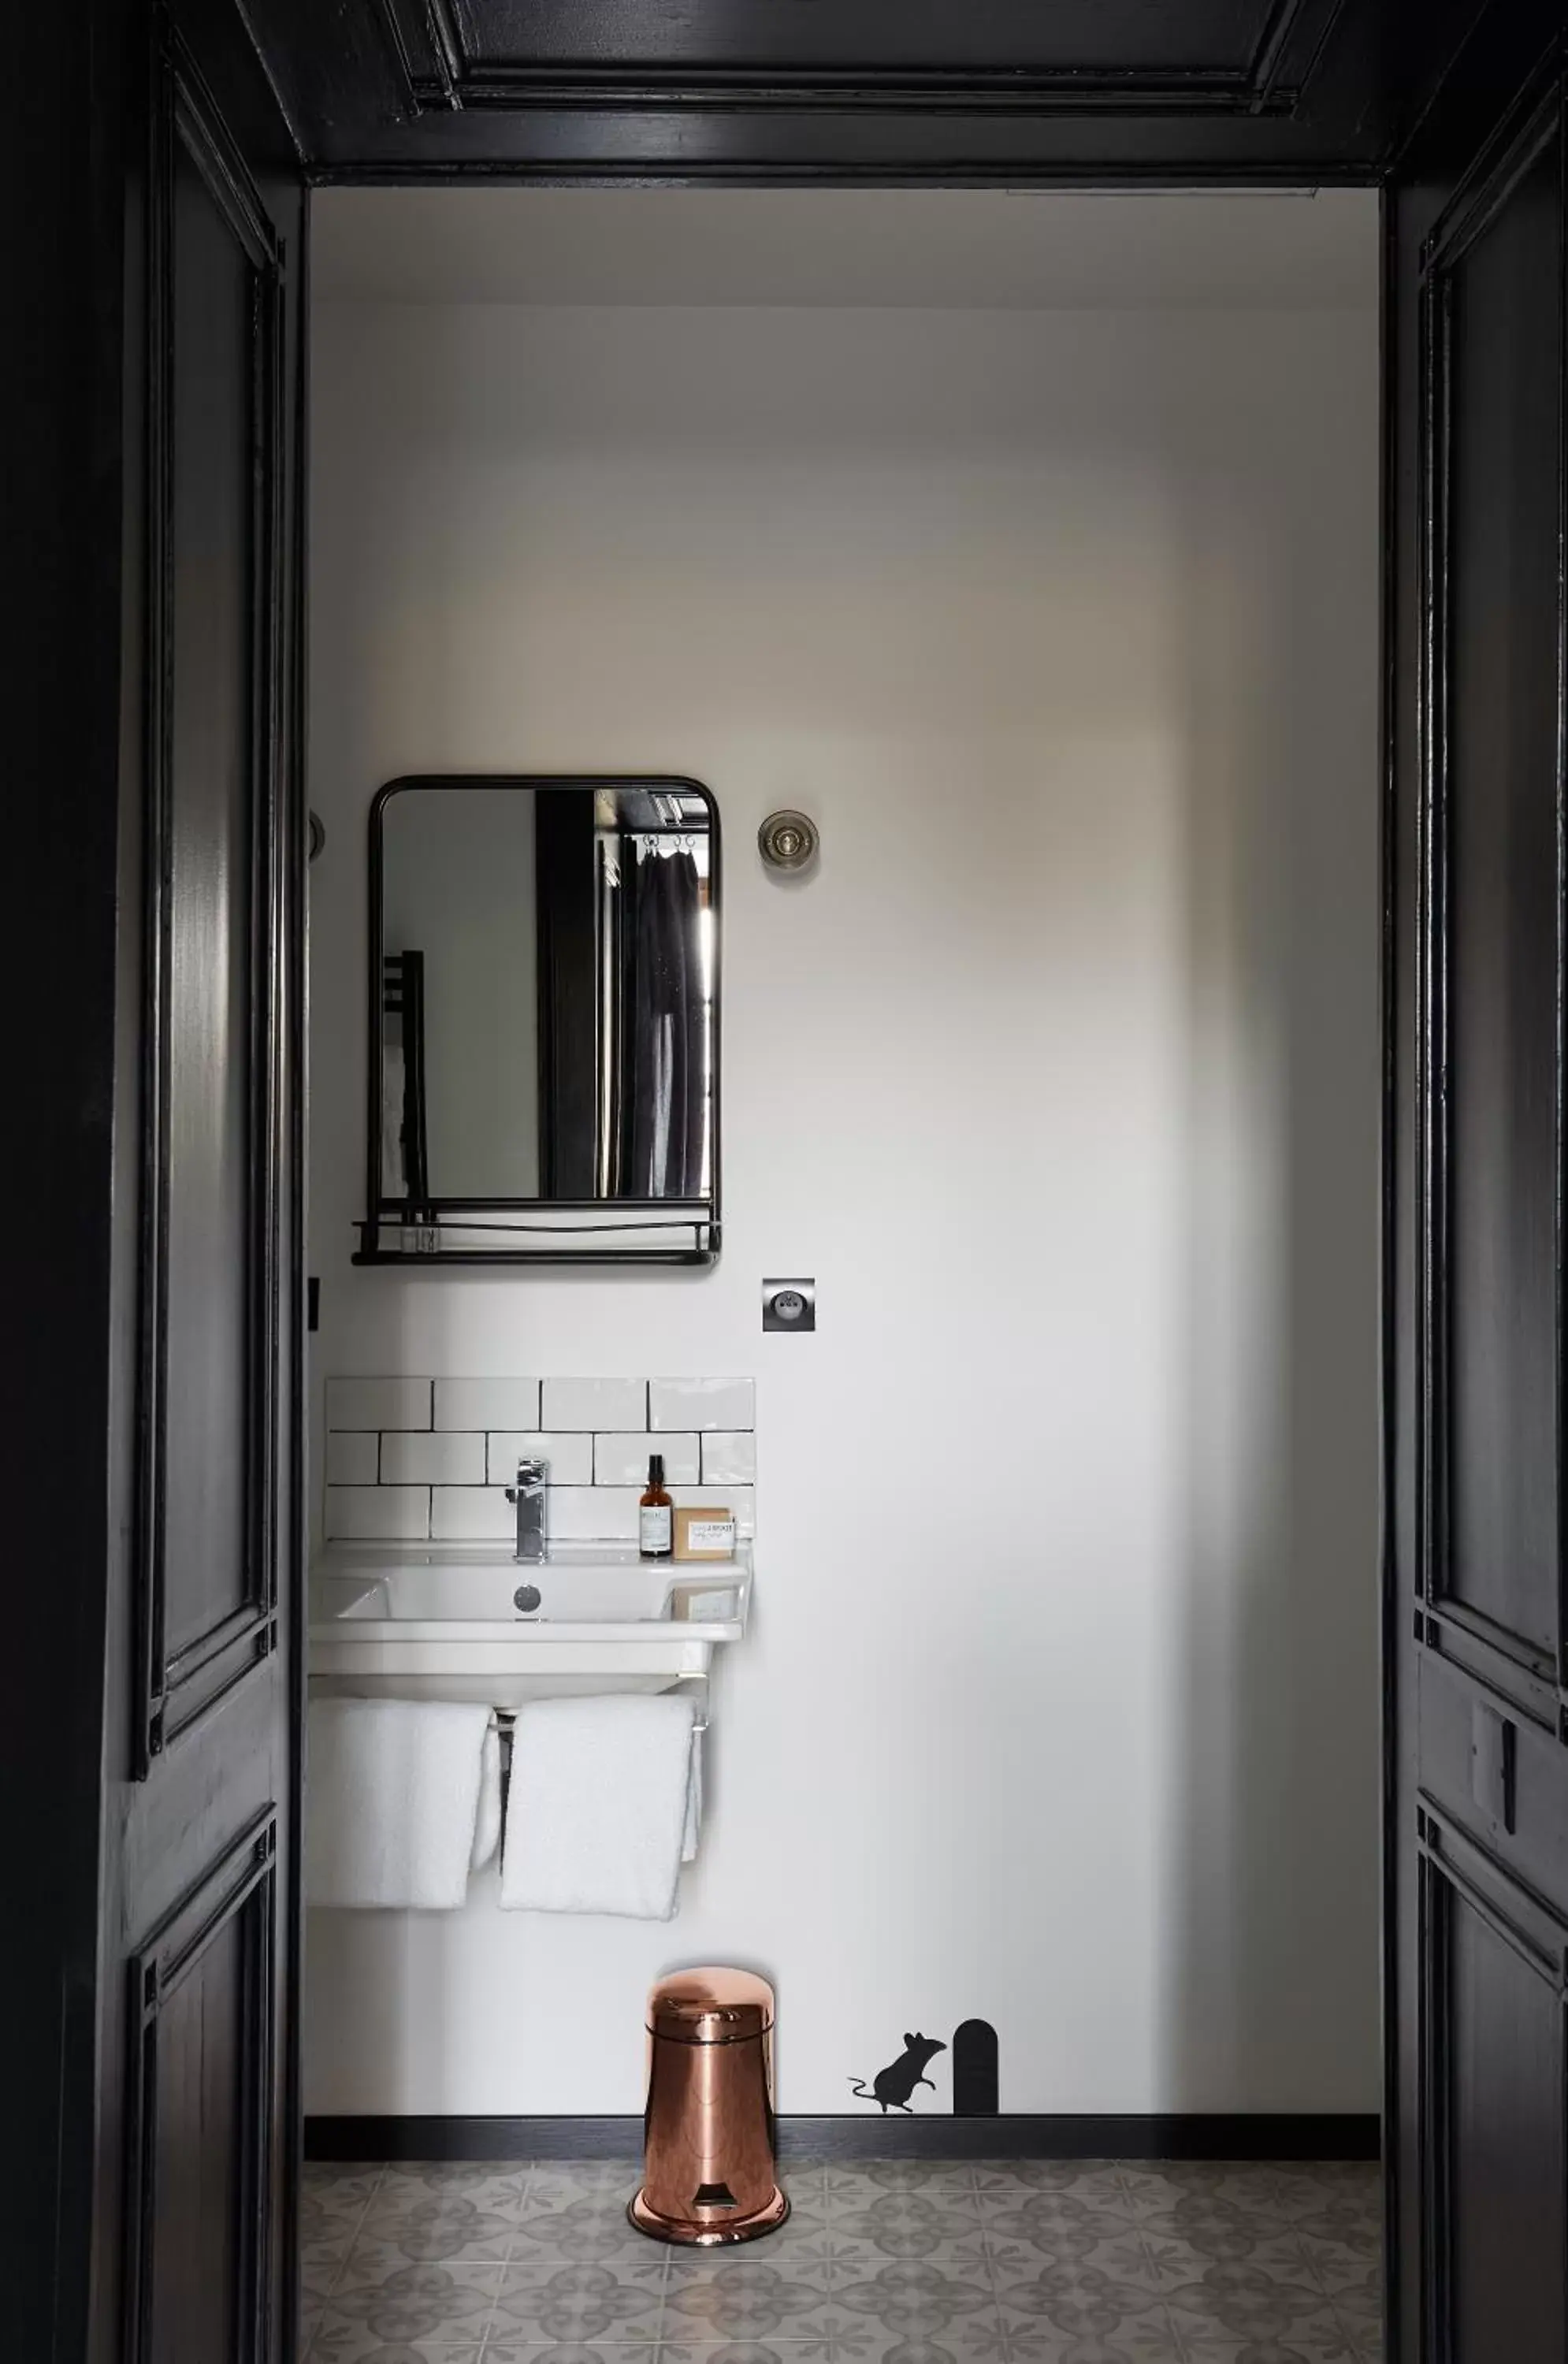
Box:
[306,237,1382,2119]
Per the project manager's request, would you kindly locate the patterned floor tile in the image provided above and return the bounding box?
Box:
[305,2336,477,2355]
[826,2164,978,2197]
[1293,2210,1382,2269]
[1137,2195,1322,2269]
[302,2232,357,2300]
[1161,2265,1348,2350]
[529,2161,644,2205]
[308,2313,486,2358]
[975,2166,1135,2215]
[652,2344,838,2364]
[353,2199,518,2264]
[823,2331,1012,2364]
[492,2257,669,2343]
[303,2168,387,2251]
[663,2256,843,2343]
[987,2190,1157,2259]
[1000,2335,1184,2363]
[824,2189,990,2267]
[306,2163,386,2206]
[994,2259,1171,2343]
[381,2163,531,2213]
[972,2163,1117,2192]
[1169,2344,1373,2364]
[488,2345,678,2364]
[827,2258,1004,2343]
[317,2254,503,2347]
[293,2156,1380,2364]
[516,2188,663,2265]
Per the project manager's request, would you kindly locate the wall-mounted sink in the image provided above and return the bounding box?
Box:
[308,1541,751,1704]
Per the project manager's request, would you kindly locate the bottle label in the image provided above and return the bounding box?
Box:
[683,1519,736,1557]
[640,1504,672,1554]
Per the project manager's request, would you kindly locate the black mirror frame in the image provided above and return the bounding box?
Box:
[355,772,721,1267]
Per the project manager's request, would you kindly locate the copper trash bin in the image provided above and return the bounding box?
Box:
[629,1968,789,2245]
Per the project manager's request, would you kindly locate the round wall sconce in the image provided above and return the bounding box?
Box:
[758,808,819,873]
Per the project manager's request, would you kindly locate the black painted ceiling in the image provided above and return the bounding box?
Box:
[249,0,1489,181]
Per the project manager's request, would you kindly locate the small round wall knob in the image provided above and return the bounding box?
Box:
[758,809,819,872]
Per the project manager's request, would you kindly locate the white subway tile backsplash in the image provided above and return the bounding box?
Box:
[327,1377,433,1433]
[380,1431,486,1485]
[542,1377,648,1432]
[431,1487,515,1542]
[486,1432,594,1486]
[321,1375,756,1550]
[672,1484,756,1540]
[596,1431,699,1486]
[548,1486,641,1543]
[650,1377,755,1433]
[326,1485,430,1540]
[325,1431,379,1486]
[700,1431,756,1485]
[435,1377,541,1432]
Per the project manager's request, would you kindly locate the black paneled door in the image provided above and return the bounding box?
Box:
[107,3,305,2357]
[1388,24,1568,2364]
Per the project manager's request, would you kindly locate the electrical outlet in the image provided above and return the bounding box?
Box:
[762,1277,816,1333]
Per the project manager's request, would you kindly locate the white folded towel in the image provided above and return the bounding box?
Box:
[307,1697,500,1909]
[500,1693,699,1919]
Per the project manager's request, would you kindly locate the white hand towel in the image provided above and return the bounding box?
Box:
[500,1693,697,1919]
[307,1697,494,1909]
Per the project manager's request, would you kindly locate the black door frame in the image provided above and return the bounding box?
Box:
[10,2,1554,2358]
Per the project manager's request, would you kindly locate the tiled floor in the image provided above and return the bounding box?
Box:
[301,2154,1382,2363]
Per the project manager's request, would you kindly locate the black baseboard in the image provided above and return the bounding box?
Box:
[305,2113,1380,2165]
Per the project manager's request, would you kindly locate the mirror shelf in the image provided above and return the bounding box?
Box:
[360,774,721,1268]
[354,1208,719,1266]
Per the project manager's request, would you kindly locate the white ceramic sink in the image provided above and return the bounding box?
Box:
[308,1541,751,1704]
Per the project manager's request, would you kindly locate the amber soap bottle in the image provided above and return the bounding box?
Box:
[639,1453,673,1559]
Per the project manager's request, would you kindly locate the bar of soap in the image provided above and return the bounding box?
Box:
[674,1505,737,1562]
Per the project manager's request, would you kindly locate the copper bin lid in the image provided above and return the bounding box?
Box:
[648,1967,775,2046]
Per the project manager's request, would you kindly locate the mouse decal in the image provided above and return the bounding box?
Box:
[848,2032,948,2114]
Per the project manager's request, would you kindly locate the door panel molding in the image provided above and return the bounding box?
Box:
[134,13,288,1772]
[1413,59,1568,1721]
[124,1810,279,2364]
[1416,1803,1568,2362]
[369,0,1344,119]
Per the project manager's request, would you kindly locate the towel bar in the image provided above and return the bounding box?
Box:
[485,1686,708,1877]
[486,1680,709,1738]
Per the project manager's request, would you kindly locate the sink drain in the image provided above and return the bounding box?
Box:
[513,1583,542,1612]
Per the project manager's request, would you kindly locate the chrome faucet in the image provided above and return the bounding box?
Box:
[506,1458,548,1563]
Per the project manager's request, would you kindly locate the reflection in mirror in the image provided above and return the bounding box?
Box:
[364,777,719,1265]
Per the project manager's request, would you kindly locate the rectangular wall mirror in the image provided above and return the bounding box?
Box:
[358,775,720,1264]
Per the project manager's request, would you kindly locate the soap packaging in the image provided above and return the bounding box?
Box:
[674,1505,737,1563]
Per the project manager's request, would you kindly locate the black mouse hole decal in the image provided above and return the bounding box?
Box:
[848,2020,999,2115]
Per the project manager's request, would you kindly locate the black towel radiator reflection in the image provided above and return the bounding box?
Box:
[383,949,432,1225]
